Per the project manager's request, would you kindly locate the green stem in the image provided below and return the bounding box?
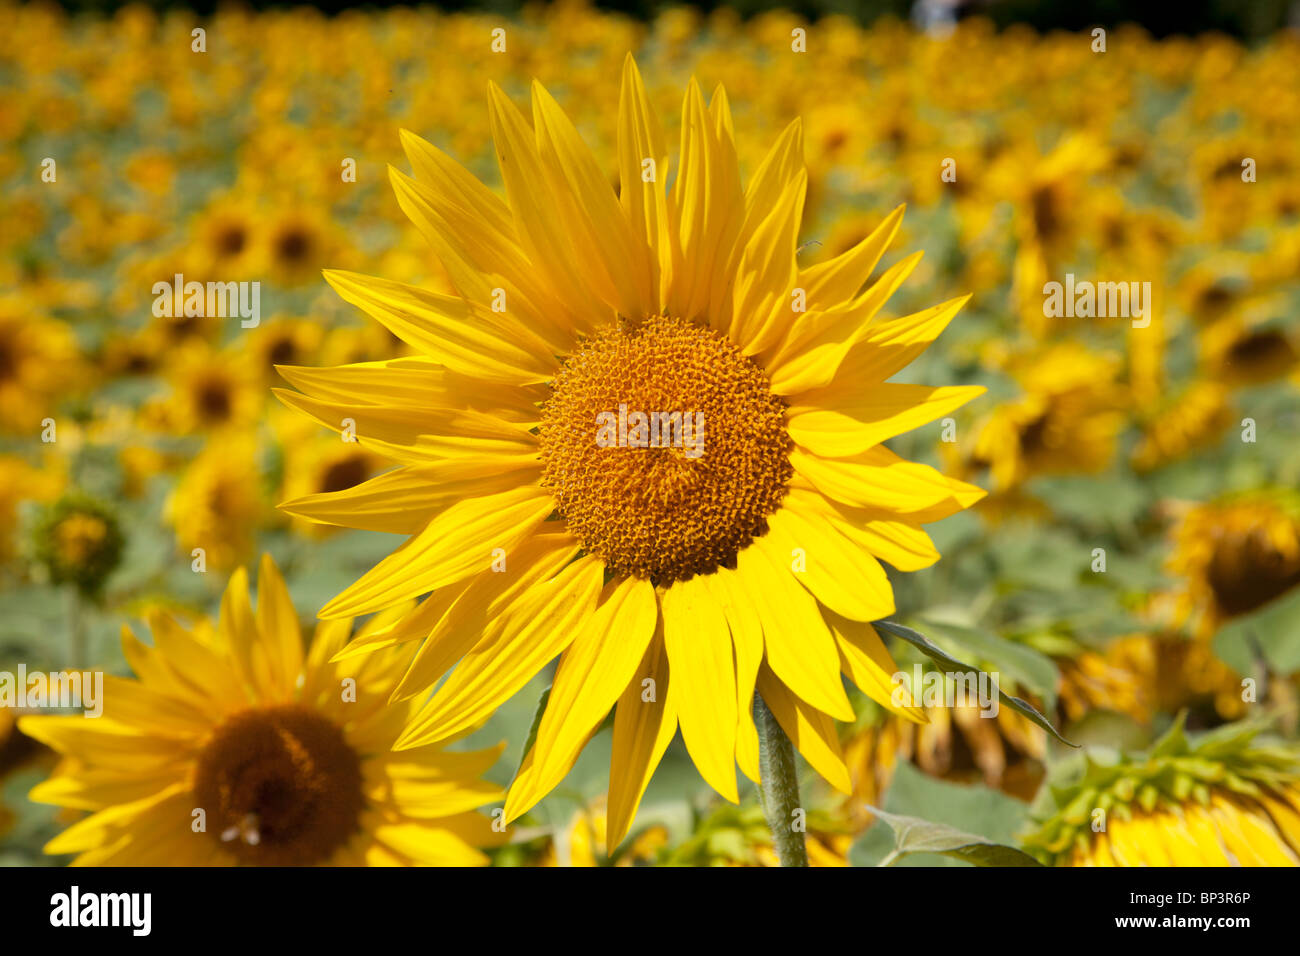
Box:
[754,691,808,867]
[66,588,85,669]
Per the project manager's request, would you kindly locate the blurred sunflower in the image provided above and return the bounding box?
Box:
[964,345,1123,492]
[1028,720,1300,866]
[190,195,262,277]
[0,299,83,434]
[32,494,125,601]
[1200,316,1299,387]
[277,57,985,851]
[166,437,270,572]
[1167,491,1300,639]
[264,206,339,286]
[21,554,505,866]
[247,318,325,383]
[1131,380,1233,473]
[151,343,265,435]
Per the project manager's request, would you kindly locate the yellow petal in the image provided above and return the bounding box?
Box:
[735,537,855,720]
[617,53,671,310]
[764,504,895,621]
[505,575,658,821]
[788,384,986,458]
[755,666,852,793]
[660,574,739,803]
[606,629,678,853]
[533,79,652,319]
[319,485,555,619]
[702,567,763,784]
[255,553,303,697]
[797,204,905,310]
[791,444,985,518]
[279,462,540,535]
[323,268,554,385]
[396,555,604,745]
[825,611,925,723]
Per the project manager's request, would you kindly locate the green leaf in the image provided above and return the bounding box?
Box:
[873,619,1076,746]
[914,616,1059,703]
[865,806,1042,867]
[511,684,551,782]
[1214,585,1300,677]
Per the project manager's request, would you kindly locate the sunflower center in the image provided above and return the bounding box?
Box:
[193,705,363,866]
[540,314,792,584]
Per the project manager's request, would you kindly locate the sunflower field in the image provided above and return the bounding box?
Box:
[2,0,1300,872]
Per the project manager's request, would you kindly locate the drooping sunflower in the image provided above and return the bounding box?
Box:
[21,554,505,866]
[1027,720,1300,866]
[1167,491,1300,639]
[277,57,985,852]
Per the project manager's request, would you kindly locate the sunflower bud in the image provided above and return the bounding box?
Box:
[31,494,124,600]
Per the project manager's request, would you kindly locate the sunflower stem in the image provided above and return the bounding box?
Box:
[754,691,808,867]
[66,588,86,669]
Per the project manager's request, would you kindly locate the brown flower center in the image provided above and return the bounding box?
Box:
[540,314,792,584]
[193,706,363,866]
[1206,528,1300,618]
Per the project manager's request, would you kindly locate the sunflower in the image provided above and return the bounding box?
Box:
[189,195,262,277]
[964,345,1123,493]
[32,494,125,601]
[277,425,384,540]
[21,554,505,866]
[1200,316,1299,387]
[1130,380,1233,473]
[1027,720,1300,866]
[151,343,265,435]
[247,317,325,384]
[166,437,270,572]
[264,207,339,286]
[277,58,984,852]
[1167,491,1300,639]
[0,298,83,435]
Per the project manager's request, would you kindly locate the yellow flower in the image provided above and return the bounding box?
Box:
[966,345,1123,492]
[275,58,985,852]
[0,298,83,435]
[166,438,270,572]
[149,343,264,435]
[1199,316,1299,387]
[21,554,505,866]
[1131,380,1233,473]
[1167,491,1300,639]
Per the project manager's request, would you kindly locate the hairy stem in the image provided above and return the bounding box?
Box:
[754,691,808,867]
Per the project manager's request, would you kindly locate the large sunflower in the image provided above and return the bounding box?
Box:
[277,57,985,852]
[21,555,504,866]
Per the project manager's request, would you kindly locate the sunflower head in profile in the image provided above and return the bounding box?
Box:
[1026,718,1300,866]
[276,56,985,852]
[1167,490,1300,638]
[21,554,504,866]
